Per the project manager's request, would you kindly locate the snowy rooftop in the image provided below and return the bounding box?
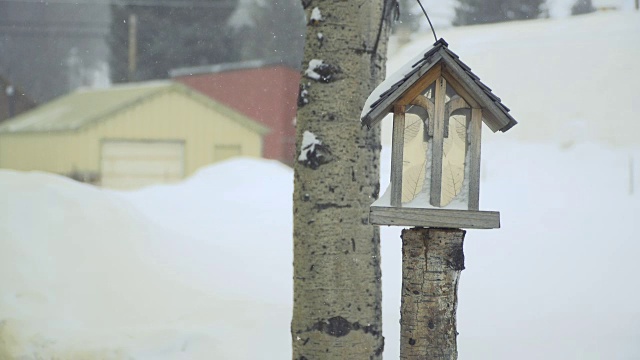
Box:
[0,81,172,133]
[361,38,517,132]
[169,58,293,78]
[0,81,268,135]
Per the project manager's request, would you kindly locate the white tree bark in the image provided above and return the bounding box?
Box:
[400,227,466,360]
[291,1,392,359]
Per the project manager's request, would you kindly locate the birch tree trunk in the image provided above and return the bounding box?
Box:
[400,228,466,360]
[291,1,392,359]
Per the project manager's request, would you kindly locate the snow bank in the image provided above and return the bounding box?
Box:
[3,142,638,359]
[0,159,293,359]
[115,158,294,306]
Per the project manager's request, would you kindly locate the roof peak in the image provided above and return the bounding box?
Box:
[361,39,517,132]
[434,38,448,47]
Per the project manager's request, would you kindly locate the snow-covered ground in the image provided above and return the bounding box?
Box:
[2,9,640,360]
[0,160,293,359]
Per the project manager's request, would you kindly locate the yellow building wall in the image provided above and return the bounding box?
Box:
[0,90,263,178]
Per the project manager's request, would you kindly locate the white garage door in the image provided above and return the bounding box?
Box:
[101,140,185,189]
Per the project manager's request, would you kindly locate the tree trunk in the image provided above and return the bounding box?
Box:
[291,1,392,359]
[400,228,466,360]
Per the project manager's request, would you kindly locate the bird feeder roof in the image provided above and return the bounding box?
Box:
[361,38,517,133]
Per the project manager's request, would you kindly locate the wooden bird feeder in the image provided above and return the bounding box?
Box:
[361,39,517,229]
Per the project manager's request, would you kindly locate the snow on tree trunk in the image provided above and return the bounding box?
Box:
[400,228,466,360]
[291,1,391,359]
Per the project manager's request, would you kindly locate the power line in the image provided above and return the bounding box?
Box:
[416,0,438,43]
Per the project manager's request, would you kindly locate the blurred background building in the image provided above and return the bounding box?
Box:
[0,0,111,103]
[171,60,299,165]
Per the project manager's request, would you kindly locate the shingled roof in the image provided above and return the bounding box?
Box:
[361,38,517,133]
[0,81,269,135]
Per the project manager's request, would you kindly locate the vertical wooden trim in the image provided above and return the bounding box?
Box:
[428,109,435,137]
[430,77,446,207]
[443,101,450,139]
[468,108,482,210]
[391,105,405,207]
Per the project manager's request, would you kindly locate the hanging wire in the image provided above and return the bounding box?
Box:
[416,0,438,43]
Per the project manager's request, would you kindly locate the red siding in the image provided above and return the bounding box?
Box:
[174,66,299,165]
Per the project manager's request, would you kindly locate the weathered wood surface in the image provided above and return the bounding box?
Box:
[468,108,482,210]
[370,206,500,229]
[400,227,465,360]
[397,64,441,106]
[363,57,442,127]
[430,76,446,207]
[391,105,406,207]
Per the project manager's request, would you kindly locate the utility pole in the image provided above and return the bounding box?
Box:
[128,13,137,82]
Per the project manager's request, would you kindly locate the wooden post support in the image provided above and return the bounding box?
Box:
[400,227,466,360]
